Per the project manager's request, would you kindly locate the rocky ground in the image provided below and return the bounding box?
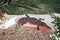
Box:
[0,24,51,40]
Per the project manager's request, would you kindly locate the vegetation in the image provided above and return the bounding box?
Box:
[50,14,60,40]
[0,0,60,14]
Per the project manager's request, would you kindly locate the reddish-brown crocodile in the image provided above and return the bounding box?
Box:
[18,14,56,33]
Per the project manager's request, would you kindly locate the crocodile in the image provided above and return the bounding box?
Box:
[18,14,51,31]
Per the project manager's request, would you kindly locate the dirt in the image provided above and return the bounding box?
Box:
[0,24,51,40]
